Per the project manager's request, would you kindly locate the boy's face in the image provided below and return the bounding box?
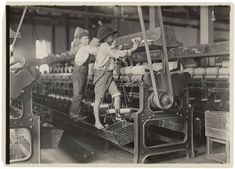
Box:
[80,36,90,45]
[104,35,114,44]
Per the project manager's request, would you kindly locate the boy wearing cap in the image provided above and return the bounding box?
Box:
[69,27,85,56]
[93,26,139,129]
[70,29,99,121]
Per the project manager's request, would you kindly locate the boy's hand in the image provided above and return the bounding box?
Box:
[131,38,141,52]
[118,45,124,50]
[132,41,139,50]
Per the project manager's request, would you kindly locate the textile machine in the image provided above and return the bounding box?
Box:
[10,7,230,164]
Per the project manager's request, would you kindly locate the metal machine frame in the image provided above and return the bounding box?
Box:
[133,83,195,163]
[10,85,40,163]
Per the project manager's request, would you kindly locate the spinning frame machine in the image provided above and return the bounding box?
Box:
[10,6,230,164]
[33,7,195,163]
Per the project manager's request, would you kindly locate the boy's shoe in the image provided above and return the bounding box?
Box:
[94,122,104,129]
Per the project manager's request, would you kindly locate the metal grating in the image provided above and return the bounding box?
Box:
[40,127,64,149]
[99,121,134,146]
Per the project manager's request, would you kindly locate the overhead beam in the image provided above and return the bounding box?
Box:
[17,6,131,20]
[10,6,229,31]
[10,14,229,32]
[9,14,84,27]
[51,20,55,53]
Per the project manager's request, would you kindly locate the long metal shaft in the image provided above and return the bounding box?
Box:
[11,6,27,50]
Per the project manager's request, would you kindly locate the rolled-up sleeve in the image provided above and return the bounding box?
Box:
[107,48,132,59]
[83,46,99,56]
[74,46,99,65]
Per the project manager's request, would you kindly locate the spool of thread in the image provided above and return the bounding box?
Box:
[219,67,229,75]
[130,74,143,82]
[222,60,229,68]
[152,63,162,71]
[49,67,54,73]
[168,61,178,70]
[59,66,64,73]
[67,66,73,73]
[55,67,60,74]
[194,68,206,78]
[120,66,132,75]
[107,108,132,114]
[183,68,194,76]
[39,64,49,74]
[205,67,219,79]
[218,67,229,79]
[64,64,69,73]
[90,103,109,109]
[151,62,178,72]
[131,65,147,75]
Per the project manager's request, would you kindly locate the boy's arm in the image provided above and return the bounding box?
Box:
[107,40,139,59]
[83,46,99,56]
[107,48,132,59]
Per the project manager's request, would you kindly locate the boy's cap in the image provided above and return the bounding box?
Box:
[74,27,83,37]
[79,30,89,39]
[97,26,118,42]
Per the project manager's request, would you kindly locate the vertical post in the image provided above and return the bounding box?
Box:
[51,21,55,54]
[65,17,70,51]
[149,6,160,29]
[200,6,214,66]
[149,6,156,29]
[113,6,120,35]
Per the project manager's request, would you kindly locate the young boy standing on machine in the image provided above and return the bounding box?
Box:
[93,26,140,129]
[70,29,99,121]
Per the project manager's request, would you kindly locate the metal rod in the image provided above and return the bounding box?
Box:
[137,6,162,109]
[11,6,27,50]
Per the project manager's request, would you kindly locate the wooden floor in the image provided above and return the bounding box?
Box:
[40,127,227,164]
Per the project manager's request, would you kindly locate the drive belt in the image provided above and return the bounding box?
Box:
[137,6,173,109]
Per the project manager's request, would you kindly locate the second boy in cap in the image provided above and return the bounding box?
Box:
[70,29,99,121]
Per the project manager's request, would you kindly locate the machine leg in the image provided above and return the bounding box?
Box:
[104,141,111,150]
[226,140,230,163]
[188,107,195,158]
[206,137,213,155]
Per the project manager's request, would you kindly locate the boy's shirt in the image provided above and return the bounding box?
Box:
[74,45,99,66]
[94,42,131,71]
